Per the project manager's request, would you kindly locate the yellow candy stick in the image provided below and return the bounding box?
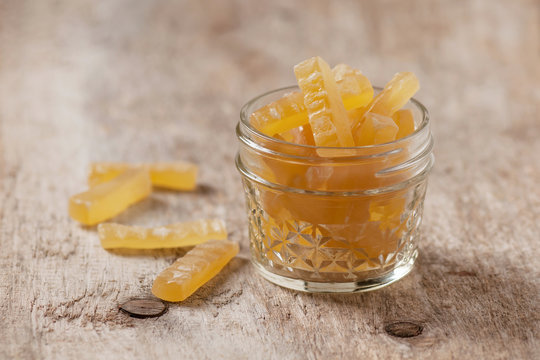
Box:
[250,64,373,136]
[351,72,419,135]
[250,92,308,137]
[69,169,152,226]
[88,162,198,191]
[98,219,227,249]
[368,72,419,117]
[294,56,355,153]
[392,109,415,139]
[152,240,239,302]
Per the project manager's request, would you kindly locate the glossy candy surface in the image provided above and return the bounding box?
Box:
[367,72,419,117]
[393,109,415,139]
[354,113,399,146]
[294,56,355,150]
[88,162,198,191]
[250,64,373,137]
[98,219,227,249]
[69,169,152,226]
[152,240,239,302]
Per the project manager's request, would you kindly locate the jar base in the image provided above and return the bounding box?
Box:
[252,251,417,293]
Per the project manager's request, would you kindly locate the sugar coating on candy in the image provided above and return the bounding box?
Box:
[151,240,239,302]
[249,92,308,136]
[88,162,198,190]
[69,169,152,226]
[98,219,227,249]
[250,64,373,137]
[354,113,399,146]
[294,56,355,153]
[332,64,373,111]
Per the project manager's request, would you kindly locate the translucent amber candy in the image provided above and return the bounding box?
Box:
[98,219,227,249]
[294,56,355,149]
[152,240,239,302]
[332,63,373,111]
[255,189,413,276]
[250,92,308,137]
[392,109,415,139]
[88,162,198,190]
[286,124,316,146]
[69,169,152,226]
[367,72,419,117]
[354,113,398,146]
[250,64,372,137]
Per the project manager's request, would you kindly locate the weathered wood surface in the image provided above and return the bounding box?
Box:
[1,0,539,359]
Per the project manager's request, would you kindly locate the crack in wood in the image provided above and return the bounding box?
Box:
[384,321,424,338]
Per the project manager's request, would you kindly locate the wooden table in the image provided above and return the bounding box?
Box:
[1,1,539,358]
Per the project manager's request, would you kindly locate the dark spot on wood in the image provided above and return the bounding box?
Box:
[195,183,218,195]
[120,298,167,319]
[384,321,423,338]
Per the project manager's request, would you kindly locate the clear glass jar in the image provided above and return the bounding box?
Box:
[236,86,434,293]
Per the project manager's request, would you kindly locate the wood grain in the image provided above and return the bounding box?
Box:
[1,0,539,359]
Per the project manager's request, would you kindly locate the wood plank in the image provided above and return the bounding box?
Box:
[0,0,539,358]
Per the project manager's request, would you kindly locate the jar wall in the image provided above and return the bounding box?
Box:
[236,86,433,292]
[241,174,428,285]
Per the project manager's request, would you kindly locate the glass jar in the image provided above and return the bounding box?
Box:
[236,86,434,293]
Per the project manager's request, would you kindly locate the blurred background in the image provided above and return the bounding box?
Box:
[1,0,538,162]
[1,0,538,228]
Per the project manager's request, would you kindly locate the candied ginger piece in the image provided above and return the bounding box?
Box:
[250,64,372,137]
[294,56,355,151]
[88,162,198,191]
[250,92,308,137]
[368,72,419,117]
[69,169,151,225]
[98,219,227,249]
[281,124,316,146]
[151,239,239,302]
[392,109,415,139]
[332,64,373,111]
[354,113,398,146]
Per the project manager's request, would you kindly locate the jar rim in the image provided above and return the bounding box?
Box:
[239,85,430,152]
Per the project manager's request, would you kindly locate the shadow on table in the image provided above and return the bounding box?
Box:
[106,246,192,259]
[170,256,250,309]
[279,246,538,348]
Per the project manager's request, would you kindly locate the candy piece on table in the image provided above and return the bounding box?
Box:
[368,72,419,117]
[69,169,152,226]
[151,239,239,302]
[354,113,398,146]
[294,56,355,153]
[98,219,227,249]
[250,65,373,137]
[88,162,198,191]
[392,109,415,139]
[332,64,373,111]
